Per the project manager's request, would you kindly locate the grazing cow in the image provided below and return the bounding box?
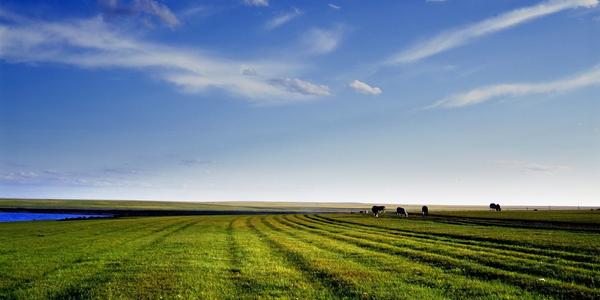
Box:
[421,206,429,217]
[372,206,385,217]
[489,203,502,212]
[396,207,408,218]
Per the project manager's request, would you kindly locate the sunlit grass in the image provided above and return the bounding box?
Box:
[0,212,599,299]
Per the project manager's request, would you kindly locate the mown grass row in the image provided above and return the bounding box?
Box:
[262,215,552,299]
[227,217,337,299]
[0,217,187,295]
[308,214,600,271]
[1,214,599,299]
[3,217,203,299]
[270,215,599,299]
[296,215,599,286]
[250,215,461,299]
[317,214,600,260]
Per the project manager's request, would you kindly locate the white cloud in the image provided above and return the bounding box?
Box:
[426,0,447,3]
[389,0,598,64]
[430,65,600,108]
[265,8,302,30]
[328,4,341,10]
[349,80,382,95]
[0,169,145,187]
[99,0,180,27]
[134,0,180,27]
[495,160,569,173]
[270,78,331,97]
[0,11,330,103]
[301,27,344,55]
[244,0,269,7]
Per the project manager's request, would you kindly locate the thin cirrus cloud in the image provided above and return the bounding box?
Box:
[389,0,598,64]
[243,0,269,7]
[270,78,331,97]
[430,65,600,108]
[0,9,331,104]
[349,80,382,95]
[301,27,344,55]
[265,8,302,30]
[0,169,146,187]
[495,160,569,173]
[99,0,180,27]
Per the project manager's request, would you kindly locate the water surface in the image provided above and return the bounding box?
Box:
[0,212,111,222]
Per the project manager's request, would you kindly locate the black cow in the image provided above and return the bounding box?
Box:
[372,206,385,217]
[396,207,408,218]
[489,203,502,212]
[421,206,429,217]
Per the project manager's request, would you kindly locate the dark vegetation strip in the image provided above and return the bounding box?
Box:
[248,216,384,299]
[293,215,599,289]
[227,216,254,296]
[0,207,339,217]
[426,214,600,232]
[278,215,600,299]
[306,215,599,271]
[229,217,336,298]
[316,215,600,261]
[301,216,598,280]
[266,215,538,299]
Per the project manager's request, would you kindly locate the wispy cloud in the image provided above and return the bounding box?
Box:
[270,78,331,97]
[328,4,341,10]
[349,80,382,95]
[0,169,147,187]
[243,0,269,7]
[495,160,570,173]
[301,26,344,55]
[265,7,302,30]
[430,65,600,108]
[180,159,213,166]
[99,0,180,27]
[0,9,330,103]
[389,0,598,64]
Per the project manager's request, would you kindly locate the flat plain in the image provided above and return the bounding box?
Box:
[1,209,599,299]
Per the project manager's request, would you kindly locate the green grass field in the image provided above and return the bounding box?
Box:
[1,211,599,299]
[5,198,591,213]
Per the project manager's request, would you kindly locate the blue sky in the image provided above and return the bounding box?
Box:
[1,0,599,205]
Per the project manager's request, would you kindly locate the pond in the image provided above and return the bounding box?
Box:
[0,212,113,222]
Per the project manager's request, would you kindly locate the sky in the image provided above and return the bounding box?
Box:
[0,0,599,206]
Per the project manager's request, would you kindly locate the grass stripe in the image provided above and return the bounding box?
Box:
[278,215,599,299]
[13,218,202,299]
[296,215,599,287]
[315,215,600,263]
[266,215,541,299]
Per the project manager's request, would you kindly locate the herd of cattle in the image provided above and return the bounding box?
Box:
[362,203,502,217]
[361,205,428,218]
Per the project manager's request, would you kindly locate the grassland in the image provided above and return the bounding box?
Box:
[0,198,372,213]
[430,209,600,224]
[1,210,599,299]
[5,198,589,213]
